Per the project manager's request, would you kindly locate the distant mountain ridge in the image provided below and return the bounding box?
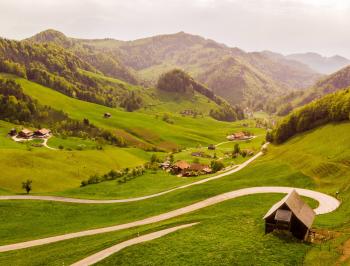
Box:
[286,52,350,74]
[273,64,350,115]
[25,29,322,110]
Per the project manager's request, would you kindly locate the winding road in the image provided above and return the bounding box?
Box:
[0,143,268,204]
[0,186,340,253]
[0,142,341,265]
[70,222,199,266]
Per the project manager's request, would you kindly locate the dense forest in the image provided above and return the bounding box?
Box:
[0,78,126,146]
[269,88,350,143]
[0,38,140,111]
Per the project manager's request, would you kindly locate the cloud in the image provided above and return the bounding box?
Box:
[0,0,349,57]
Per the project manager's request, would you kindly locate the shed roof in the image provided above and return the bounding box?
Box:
[263,190,315,229]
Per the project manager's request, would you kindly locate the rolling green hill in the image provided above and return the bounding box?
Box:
[270,88,350,143]
[0,122,349,265]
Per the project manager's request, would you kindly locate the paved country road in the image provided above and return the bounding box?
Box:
[0,186,340,253]
[70,223,199,266]
[0,143,268,204]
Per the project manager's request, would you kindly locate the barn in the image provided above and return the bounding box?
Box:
[263,190,315,240]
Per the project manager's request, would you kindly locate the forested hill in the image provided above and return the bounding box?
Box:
[269,88,350,143]
[26,29,138,84]
[26,29,321,111]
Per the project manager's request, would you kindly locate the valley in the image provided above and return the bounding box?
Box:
[0,25,349,266]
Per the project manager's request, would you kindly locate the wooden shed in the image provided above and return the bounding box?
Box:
[263,190,315,240]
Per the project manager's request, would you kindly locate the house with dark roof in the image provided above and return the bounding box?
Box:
[18,129,34,139]
[34,128,51,138]
[263,190,315,240]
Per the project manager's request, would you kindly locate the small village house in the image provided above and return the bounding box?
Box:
[104,112,112,118]
[18,129,34,139]
[263,190,315,240]
[171,160,190,174]
[183,163,212,176]
[226,131,252,141]
[34,128,51,138]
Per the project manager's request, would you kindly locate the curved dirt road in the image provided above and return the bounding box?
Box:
[0,144,267,204]
[71,222,199,266]
[0,186,340,253]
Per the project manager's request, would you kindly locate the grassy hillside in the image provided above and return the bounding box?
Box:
[0,120,153,193]
[0,73,251,150]
[0,122,349,265]
[270,88,350,143]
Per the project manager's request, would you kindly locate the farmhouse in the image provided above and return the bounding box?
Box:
[226,131,252,141]
[182,163,212,176]
[34,128,51,138]
[171,160,190,174]
[263,190,315,240]
[18,129,34,139]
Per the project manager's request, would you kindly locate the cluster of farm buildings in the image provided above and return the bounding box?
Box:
[226,131,253,141]
[160,160,212,177]
[9,128,51,140]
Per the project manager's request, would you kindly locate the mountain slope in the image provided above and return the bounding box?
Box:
[26,29,138,84]
[27,30,321,109]
[287,52,350,74]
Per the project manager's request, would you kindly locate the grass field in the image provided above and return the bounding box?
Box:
[0,118,263,196]
[55,170,204,199]
[0,73,261,150]
[1,122,349,265]
[0,120,154,193]
[0,194,317,266]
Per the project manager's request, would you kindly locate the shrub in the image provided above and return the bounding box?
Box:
[210,160,224,173]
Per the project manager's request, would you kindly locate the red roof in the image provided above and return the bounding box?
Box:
[174,160,190,170]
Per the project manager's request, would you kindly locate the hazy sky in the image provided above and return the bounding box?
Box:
[0,0,349,57]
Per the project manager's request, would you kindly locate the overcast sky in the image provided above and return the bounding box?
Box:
[0,0,349,57]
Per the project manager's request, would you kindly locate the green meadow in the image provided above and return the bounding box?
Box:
[0,122,349,265]
[1,73,242,150]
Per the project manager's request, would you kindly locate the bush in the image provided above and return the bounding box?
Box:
[210,160,224,173]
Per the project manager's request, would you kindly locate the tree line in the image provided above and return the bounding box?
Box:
[268,88,350,143]
[0,38,143,112]
[157,69,244,122]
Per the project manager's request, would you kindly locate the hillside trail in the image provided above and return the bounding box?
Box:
[70,222,199,266]
[0,143,269,203]
[0,186,340,253]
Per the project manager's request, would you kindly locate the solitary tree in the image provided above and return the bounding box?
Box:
[169,154,175,164]
[22,179,32,194]
[150,154,158,163]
